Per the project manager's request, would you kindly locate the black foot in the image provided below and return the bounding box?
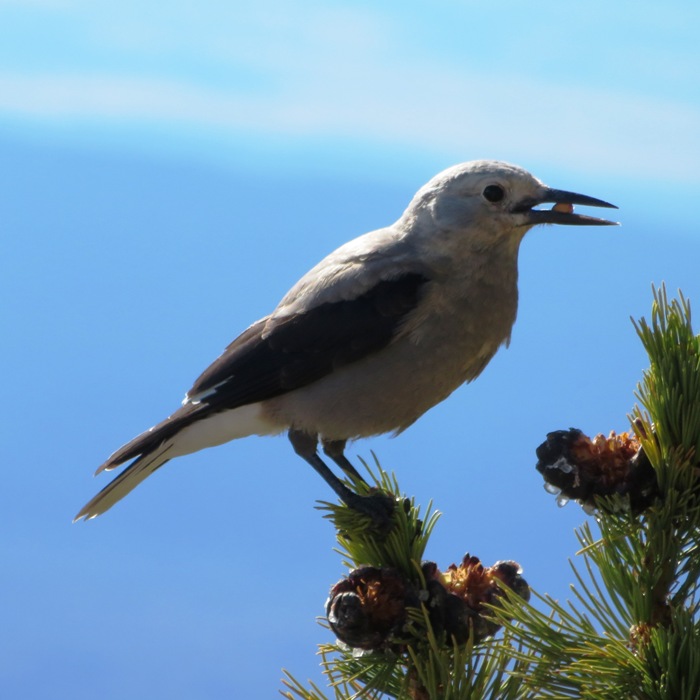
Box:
[288,429,394,532]
[341,489,396,533]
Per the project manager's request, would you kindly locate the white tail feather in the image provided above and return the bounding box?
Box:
[73,443,172,521]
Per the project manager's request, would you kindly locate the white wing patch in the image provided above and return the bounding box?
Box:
[184,378,230,405]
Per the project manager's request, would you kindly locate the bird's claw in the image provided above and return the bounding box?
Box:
[347,490,396,534]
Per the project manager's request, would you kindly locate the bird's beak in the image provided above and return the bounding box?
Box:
[520,187,619,226]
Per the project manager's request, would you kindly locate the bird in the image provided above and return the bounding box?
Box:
[74,160,617,524]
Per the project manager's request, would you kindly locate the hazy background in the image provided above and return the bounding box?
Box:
[2,1,699,697]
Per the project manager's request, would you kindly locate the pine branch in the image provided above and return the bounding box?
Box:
[508,284,700,699]
[283,285,700,699]
[282,457,530,699]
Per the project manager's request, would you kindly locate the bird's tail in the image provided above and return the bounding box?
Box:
[74,404,204,522]
[73,443,173,521]
[74,402,276,522]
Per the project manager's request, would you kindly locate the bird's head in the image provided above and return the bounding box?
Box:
[404,160,618,248]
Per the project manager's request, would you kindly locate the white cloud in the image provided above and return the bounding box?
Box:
[0,67,696,185]
[0,1,697,183]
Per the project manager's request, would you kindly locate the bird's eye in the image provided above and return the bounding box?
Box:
[482,184,505,203]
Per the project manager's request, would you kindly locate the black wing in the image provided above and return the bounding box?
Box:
[99,272,429,470]
[188,271,429,411]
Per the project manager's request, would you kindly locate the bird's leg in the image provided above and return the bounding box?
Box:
[288,430,367,505]
[321,438,368,486]
[288,429,394,528]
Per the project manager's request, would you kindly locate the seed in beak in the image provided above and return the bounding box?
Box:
[552,202,574,214]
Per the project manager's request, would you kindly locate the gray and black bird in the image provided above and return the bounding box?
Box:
[75,160,617,523]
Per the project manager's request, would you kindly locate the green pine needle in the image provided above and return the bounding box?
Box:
[284,285,700,699]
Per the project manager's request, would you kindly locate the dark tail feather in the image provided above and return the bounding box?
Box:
[94,404,202,475]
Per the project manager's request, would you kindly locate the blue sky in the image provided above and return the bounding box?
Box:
[2,2,699,698]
